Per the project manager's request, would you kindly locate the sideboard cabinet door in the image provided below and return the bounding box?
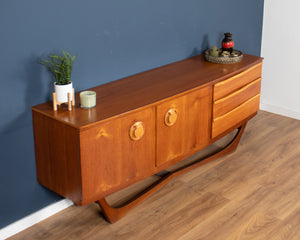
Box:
[156,87,211,167]
[79,107,155,204]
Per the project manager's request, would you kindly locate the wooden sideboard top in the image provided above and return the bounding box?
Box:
[32,54,263,129]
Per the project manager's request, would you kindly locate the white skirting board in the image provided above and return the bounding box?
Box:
[0,199,73,240]
[260,102,300,120]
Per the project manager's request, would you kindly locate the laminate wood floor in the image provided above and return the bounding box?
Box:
[8,110,300,240]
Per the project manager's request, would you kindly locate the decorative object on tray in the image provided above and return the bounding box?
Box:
[205,32,243,64]
[40,50,77,111]
[209,46,219,57]
[222,32,234,53]
[80,91,97,109]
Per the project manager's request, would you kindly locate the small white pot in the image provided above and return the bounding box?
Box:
[54,82,73,103]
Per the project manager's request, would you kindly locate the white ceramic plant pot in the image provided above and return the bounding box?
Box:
[54,82,73,103]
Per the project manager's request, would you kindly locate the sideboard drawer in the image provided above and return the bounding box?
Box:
[213,78,261,119]
[212,94,260,138]
[79,107,155,203]
[213,63,262,101]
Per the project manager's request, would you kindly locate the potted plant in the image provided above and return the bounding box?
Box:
[40,50,77,104]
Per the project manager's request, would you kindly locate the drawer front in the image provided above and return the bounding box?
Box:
[214,62,262,101]
[212,94,260,138]
[213,78,261,119]
[79,107,155,203]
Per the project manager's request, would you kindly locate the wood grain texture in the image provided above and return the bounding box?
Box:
[32,111,82,204]
[12,111,300,240]
[79,107,156,204]
[32,54,262,130]
[213,78,261,119]
[213,62,262,101]
[156,87,211,166]
[212,94,260,138]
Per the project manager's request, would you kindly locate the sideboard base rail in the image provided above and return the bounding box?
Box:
[97,122,247,223]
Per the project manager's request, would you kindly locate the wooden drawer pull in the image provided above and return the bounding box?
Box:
[165,108,178,126]
[129,121,145,140]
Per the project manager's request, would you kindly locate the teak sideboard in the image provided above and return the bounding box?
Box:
[32,54,263,223]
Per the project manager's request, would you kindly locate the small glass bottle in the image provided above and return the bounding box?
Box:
[222,33,234,53]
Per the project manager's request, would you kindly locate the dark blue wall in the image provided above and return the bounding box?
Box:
[0,0,264,228]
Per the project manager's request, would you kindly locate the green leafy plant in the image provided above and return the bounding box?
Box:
[40,50,77,85]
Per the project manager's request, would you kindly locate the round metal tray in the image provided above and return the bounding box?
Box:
[205,49,243,64]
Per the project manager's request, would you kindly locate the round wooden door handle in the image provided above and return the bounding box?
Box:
[129,121,145,140]
[165,108,178,126]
